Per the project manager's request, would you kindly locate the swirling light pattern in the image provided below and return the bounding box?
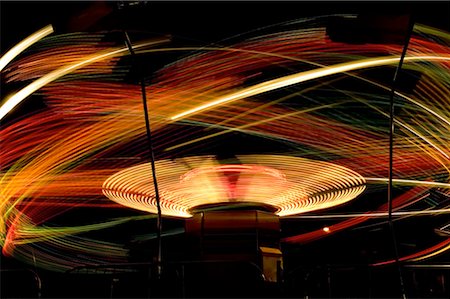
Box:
[1,15,449,271]
[0,38,169,120]
[102,155,366,217]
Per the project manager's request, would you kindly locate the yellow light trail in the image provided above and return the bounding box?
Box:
[170,55,450,121]
[353,75,450,128]
[0,25,54,71]
[0,38,169,120]
[165,102,343,152]
[365,178,450,188]
[135,46,450,129]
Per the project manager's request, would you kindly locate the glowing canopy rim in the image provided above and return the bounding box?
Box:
[102,155,367,217]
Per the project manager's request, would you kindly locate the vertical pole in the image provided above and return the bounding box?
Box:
[387,14,415,299]
[31,248,42,299]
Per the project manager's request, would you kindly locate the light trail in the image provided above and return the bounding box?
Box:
[365,178,450,188]
[1,19,449,271]
[284,209,450,219]
[0,24,53,71]
[0,38,169,120]
[170,55,450,121]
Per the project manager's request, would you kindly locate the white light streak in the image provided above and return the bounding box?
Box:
[365,178,450,188]
[170,55,450,120]
[0,39,168,120]
[0,25,54,71]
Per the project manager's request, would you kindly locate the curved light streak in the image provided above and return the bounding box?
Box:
[282,186,432,244]
[0,38,169,120]
[284,209,450,219]
[372,238,450,266]
[134,45,450,131]
[365,178,450,188]
[170,55,450,121]
[133,45,450,129]
[165,102,344,152]
[0,24,54,71]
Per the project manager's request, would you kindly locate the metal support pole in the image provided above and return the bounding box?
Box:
[387,14,415,299]
[123,32,163,279]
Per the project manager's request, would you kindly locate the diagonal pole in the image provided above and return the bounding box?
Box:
[123,32,163,279]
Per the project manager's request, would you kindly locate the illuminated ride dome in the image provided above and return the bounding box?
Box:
[102,154,367,287]
[102,155,366,218]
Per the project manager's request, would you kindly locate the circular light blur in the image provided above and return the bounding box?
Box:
[102,155,366,217]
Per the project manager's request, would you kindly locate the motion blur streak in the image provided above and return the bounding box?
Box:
[0,38,169,120]
[0,24,53,71]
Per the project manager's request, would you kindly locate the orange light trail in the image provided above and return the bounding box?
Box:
[0,38,169,120]
[1,18,449,271]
